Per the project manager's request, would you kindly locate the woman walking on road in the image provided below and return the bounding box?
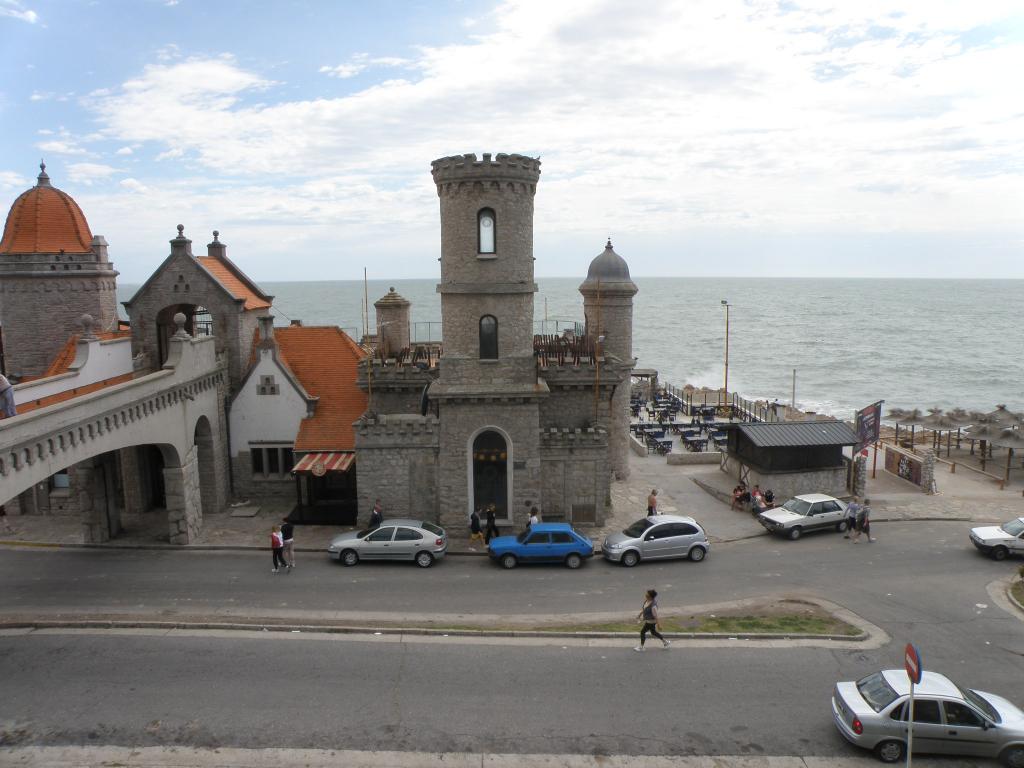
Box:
[634,589,670,652]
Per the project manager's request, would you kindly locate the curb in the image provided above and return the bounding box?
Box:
[0,540,493,556]
[1008,581,1024,614]
[0,617,866,642]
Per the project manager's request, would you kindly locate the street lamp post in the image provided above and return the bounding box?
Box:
[721,300,730,408]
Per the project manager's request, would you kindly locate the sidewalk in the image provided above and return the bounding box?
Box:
[0,746,992,768]
[2,448,1021,553]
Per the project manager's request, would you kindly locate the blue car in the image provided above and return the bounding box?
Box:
[488,522,595,569]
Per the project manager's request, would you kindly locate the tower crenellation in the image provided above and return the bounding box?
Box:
[430,153,541,191]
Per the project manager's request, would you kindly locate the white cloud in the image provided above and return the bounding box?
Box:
[29,91,50,101]
[67,162,119,184]
[0,170,27,191]
[0,1,38,23]
[36,140,86,155]
[119,177,148,193]
[115,146,134,155]
[77,0,1024,277]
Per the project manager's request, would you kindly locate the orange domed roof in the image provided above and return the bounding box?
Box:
[0,163,93,255]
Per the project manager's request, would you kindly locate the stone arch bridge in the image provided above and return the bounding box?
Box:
[0,317,227,543]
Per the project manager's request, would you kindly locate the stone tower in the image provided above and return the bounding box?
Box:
[429,153,545,528]
[579,239,637,480]
[373,287,411,359]
[0,163,118,379]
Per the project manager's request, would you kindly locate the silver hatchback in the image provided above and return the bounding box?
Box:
[833,669,1024,765]
[327,519,448,568]
[602,514,710,567]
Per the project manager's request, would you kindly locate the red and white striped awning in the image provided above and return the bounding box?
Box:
[292,452,355,476]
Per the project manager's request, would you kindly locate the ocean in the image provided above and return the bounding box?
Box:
[118,277,1024,420]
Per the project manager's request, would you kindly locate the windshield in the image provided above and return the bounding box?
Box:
[782,498,812,516]
[516,530,531,544]
[957,685,1002,724]
[623,519,654,538]
[422,522,444,536]
[1001,519,1024,536]
[357,528,373,538]
[856,672,899,713]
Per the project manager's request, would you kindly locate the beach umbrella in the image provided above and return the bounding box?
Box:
[992,428,1024,485]
[965,417,1004,470]
[921,408,961,455]
[986,405,1024,429]
[942,408,974,452]
[899,408,927,447]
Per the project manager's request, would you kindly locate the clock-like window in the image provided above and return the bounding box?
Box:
[478,208,496,254]
[479,315,498,359]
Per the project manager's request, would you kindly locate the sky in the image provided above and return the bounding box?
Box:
[1,0,1022,283]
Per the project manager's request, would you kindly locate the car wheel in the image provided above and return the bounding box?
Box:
[1000,745,1024,768]
[992,546,1009,562]
[565,553,582,569]
[621,550,640,568]
[874,740,905,763]
[341,549,359,567]
[836,520,848,533]
[689,546,706,562]
[788,526,803,541]
[415,551,434,568]
[501,553,517,569]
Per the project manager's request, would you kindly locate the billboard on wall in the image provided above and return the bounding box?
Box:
[855,400,884,452]
[885,445,923,486]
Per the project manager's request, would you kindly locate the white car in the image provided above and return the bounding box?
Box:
[970,518,1024,561]
[757,493,849,541]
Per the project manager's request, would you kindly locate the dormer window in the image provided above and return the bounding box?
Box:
[479,315,498,359]
[478,208,495,254]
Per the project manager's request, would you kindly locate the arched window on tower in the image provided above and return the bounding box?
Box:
[479,315,498,359]
[478,208,496,254]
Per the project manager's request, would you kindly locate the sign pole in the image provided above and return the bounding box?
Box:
[906,679,915,768]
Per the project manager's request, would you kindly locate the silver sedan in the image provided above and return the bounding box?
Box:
[327,519,448,568]
[832,669,1024,765]
[602,514,710,567]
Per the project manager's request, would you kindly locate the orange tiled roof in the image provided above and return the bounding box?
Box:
[15,373,134,415]
[196,256,271,310]
[40,330,131,378]
[272,326,368,452]
[1,178,93,254]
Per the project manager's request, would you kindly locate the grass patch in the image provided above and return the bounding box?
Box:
[544,613,859,636]
[1011,580,1024,608]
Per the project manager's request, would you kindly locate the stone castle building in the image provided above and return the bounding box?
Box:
[355,152,637,531]
[0,152,637,541]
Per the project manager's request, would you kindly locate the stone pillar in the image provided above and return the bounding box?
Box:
[78,458,118,544]
[119,447,146,515]
[921,449,937,494]
[165,445,203,544]
[853,455,867,498]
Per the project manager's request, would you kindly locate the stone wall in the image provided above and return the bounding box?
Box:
[354,414,440,523]
[667,452,721,465]
[0,276,119,379]
[436,399,542,530]
[539,427,609,525]
[724,461,848,500]
[231,449,296,501]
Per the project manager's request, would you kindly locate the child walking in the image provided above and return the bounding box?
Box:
[634,589,671,651]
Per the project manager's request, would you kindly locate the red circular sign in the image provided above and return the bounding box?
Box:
[905,643,922,684]
[311,460,327,477]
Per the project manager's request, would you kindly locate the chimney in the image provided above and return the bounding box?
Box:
[90,235,109,263]
[207,230,226,260]
[290,319,303,327]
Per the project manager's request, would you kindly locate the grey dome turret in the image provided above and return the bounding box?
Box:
[579,239,637,294]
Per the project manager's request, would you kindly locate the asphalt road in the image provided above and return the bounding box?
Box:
[0,521,1022,757]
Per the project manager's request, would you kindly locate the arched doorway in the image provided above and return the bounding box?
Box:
[472,430,508,517]
[194,416,215,518]
[156,304,214,365]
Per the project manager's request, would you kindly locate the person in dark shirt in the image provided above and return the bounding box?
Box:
[280,519,295,570]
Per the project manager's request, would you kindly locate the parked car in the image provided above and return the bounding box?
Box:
[758,493,848,540]
[970,517,1024,561]
[488,522,594,569]
[603,514,710,566]
[832,668,1024,765]
[327,519,447,568]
